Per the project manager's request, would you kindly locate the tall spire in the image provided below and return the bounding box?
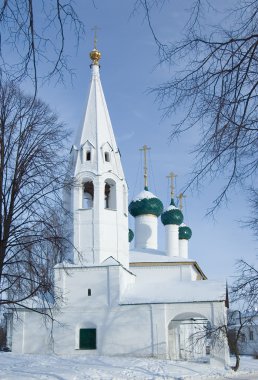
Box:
[73,39,124,179]
[70,41,128,267]
[139,145,151,190]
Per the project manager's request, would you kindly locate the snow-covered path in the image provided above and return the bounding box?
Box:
[1,353,258,380]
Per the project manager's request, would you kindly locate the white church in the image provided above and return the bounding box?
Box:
[6,44,230,366]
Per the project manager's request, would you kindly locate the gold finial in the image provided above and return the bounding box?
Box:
[140,145,151,190]
[177,192,186,210]
[167,172,177,199]
[90,26,101,66]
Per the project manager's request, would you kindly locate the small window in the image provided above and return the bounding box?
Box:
[240,333,246,342]
[104,152,110,162]
[79,328,96,350]
[250,330,254,341]
[86,151,91,161]
[88,289,91,296]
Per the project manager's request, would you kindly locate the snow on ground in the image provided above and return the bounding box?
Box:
[1,353,258,380]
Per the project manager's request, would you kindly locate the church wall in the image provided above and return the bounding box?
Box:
[149,304,168,358]
[54,265,135,312]
[76,209,94,263]
[11,311,52,354]
[190,266,200,280]
[55,266,116,309]
[10,297,229,364]
[100,305,153,357]
[119,266,136,296]
[52,307,107,355]
[51,304,154,357]
[131,265,193,283]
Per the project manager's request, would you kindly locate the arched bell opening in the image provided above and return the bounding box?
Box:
[83,181,94,209]
[104,179,116,210]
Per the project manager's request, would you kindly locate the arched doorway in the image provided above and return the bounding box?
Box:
[168,312,210,362]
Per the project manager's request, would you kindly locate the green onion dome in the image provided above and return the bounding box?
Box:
[179,223,192,240]
[128,189,163,217]
[161,199,184,226]
[128,228,134,242]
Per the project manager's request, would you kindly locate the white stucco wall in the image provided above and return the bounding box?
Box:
[131,264,194,282]
[10,285,229,368]
[11,311,53,354]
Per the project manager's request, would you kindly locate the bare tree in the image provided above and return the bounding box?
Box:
[0,79,71,318]
[187,307,256,371]
[0,0,84,90]
[231,260,258,309]
[136,0,258,224]
[220,260,258,370]
[226,309,256,371]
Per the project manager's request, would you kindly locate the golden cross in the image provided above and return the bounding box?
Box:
[139,145,151,190]
[177,192,186,210]
[166,171,177,199]
[91,26,100,49]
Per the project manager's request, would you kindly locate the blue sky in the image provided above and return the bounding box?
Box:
[36,0,257,281]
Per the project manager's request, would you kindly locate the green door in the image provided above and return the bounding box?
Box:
[79,328,96,349]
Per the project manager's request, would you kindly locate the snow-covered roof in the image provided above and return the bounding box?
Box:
[101,256,120,266]
[133,190,157,201]
[166,204,177,211]
[130,248,194,264]
[54,257,135,275]
[120,279,226,305]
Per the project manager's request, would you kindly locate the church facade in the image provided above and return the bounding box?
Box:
[6,45,229,366]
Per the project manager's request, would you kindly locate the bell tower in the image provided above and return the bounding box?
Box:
[69,42,129,268]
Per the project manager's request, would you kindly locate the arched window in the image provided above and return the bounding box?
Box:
[104,179,116,209]
[83,181,94,209]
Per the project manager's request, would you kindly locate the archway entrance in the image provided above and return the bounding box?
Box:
[168,312,210,362]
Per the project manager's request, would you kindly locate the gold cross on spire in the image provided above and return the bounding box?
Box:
[177,192,186,210]
[90,26,101,66]
[167,171,177,199]
[91,26,100,49]
[140,145,151,190]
